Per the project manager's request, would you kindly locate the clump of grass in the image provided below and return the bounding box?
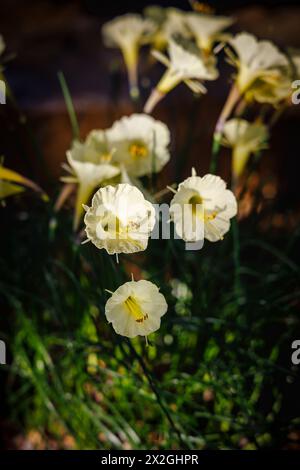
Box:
[1,197,299,449]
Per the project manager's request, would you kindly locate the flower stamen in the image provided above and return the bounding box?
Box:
[124,296,148,323]
[129,142,148,159]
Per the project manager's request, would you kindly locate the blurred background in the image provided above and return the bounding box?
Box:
[1,0,300,197]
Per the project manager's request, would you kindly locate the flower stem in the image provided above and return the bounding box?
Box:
[144,88,164,114]
[210,84,240,174]
[123,45,140,101]
[127,340,188,449]
[232,217,241,299]
[58,71,80,142]
[209,132,222,173]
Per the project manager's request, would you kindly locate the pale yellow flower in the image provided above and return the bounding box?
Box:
[64,130,120,229]
[144,37,218,113]
[107,114,170,177]
[223,118,269,179]
[144,6,190,50]
[185,12,234,54]
[105,279,167,338]
[84,183,155,255]
[102,14,156,98]
[170,169,237,243]
[227,32,291,104]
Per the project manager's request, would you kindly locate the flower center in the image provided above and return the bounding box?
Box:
[189,195,203,215]
[100,152,112,163]
[205,211,217,221]
[102,214,121,234]
[124,296,148,323]
[129,142,148,159]
[188,195,218,222]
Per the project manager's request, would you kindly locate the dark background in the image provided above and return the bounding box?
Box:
[0,0,300,200]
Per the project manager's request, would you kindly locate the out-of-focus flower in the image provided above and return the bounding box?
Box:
[144,37,218,113]
[222,118,269,180]
[170,169,237,243]
[105,279,167,337]
[107,114,170,177]
[170,278,192,301]
[102,14,156,98]
[64,130,121,229]
[227,33,291,104]
[144,6,190,50]
[185,12,234,54]
[0,164,44,201]
[170,278,192,315]
[84,183,155,255]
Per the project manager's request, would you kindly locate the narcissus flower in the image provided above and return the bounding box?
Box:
[105,279,167,338]
[102,14,156,98]
[185,12,234,54]
[227,32,291,104]
[144,6,190,50]
[144,37,218,113]
[223,118,269,180]
[64,131,120,229]
[170,170,237,243]
[170,278,192,316]
[84,184,155,255]
[107,114,170,177]
[170,279,192,302]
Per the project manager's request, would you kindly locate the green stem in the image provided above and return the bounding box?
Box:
[126,340,188,449]
[232,217,241,299]
[209,132,221,173]
[58,71,80,142]
[210,84,240,174]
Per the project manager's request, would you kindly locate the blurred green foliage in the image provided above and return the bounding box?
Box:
[1,193,299,449]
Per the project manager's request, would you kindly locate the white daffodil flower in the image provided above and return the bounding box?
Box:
[227,32,291,104]
[185,12,234,54]
[223,118,269,180]
[170,169,237,243]
[83,184,156,255]
[102,14,156,98]
[105,279,167,338]
[64,130,120,229]
[107,114,170,177]
[144,37,218,113]
[145,6,191,50]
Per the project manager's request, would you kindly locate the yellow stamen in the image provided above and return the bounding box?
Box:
[124,296,148,323]
[205,211,218,221]
[129,142,148,159]
[189,195,203,216]
[100,153,112,163]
